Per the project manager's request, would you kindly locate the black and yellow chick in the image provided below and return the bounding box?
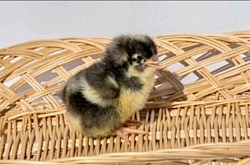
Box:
[62,34,159,144]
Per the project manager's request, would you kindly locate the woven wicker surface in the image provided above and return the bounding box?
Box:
[1,31,250,164]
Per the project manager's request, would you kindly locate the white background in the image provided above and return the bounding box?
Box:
[0,1,250,48]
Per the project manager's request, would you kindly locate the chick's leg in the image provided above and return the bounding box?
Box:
[116,127,147,145]
[123,119,143,127]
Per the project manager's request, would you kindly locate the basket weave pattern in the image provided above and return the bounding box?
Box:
[1,31,250,164]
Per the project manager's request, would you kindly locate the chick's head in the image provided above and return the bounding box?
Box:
[105,34,158,71]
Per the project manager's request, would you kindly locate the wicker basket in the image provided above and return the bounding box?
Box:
[1,31,250,165]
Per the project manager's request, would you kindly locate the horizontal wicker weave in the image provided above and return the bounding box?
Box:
[1,31,250,164]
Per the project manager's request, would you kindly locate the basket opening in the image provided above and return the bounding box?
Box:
[34,69,59,83]
[205,60,234,74]
[3,76,21,88]
[62,59,85,71]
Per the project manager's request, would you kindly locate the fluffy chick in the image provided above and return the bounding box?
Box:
[62,34,159,144]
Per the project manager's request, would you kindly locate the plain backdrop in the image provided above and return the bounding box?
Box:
[1,1,250,87]
[0,1,249,48]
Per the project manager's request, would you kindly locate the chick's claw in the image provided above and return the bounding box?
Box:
[116,127,147,145]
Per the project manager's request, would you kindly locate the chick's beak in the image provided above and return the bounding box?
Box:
[146,58,161,69]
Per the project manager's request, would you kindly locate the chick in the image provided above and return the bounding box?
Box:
[62,34,159,144]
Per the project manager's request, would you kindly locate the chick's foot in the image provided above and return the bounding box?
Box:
[116,127,147,145]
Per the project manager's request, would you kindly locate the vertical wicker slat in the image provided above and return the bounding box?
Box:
[1,31,250,164]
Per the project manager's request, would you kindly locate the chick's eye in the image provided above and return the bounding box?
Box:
[137,55,144,63]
